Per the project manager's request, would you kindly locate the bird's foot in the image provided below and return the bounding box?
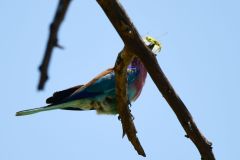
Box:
[117,109,134,121]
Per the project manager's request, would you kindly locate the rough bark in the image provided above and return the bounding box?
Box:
[97,0,215,159]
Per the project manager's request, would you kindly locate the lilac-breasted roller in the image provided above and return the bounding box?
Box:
[16,36,161,116]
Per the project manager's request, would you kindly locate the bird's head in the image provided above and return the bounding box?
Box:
[143,36,162,55]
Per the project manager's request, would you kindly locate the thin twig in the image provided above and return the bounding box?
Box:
[114,49,146,157]
[38,0,72,90]
[97,0,215,159]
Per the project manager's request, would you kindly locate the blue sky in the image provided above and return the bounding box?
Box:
[1,0,239,159]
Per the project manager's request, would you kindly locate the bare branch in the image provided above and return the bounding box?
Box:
[38,0,72,90]
[114,49,146,157]
[97,0,215,159]
[97,0,146,156]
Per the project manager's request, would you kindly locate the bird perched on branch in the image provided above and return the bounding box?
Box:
[16,36,161,116]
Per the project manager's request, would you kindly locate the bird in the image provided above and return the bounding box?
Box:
[16,36,161,116]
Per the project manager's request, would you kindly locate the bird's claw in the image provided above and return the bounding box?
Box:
[128,108,135,120]
[117,109,134,121]
[128,99,132,107]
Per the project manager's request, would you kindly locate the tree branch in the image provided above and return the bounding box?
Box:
[97,0,215,159]
[114,49,146,156]
[38,0,72,90]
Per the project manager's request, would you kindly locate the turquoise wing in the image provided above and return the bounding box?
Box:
[64,67,139,102]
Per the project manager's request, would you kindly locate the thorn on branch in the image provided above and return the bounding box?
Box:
[122,126,126,138]
[55,43,64,49]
